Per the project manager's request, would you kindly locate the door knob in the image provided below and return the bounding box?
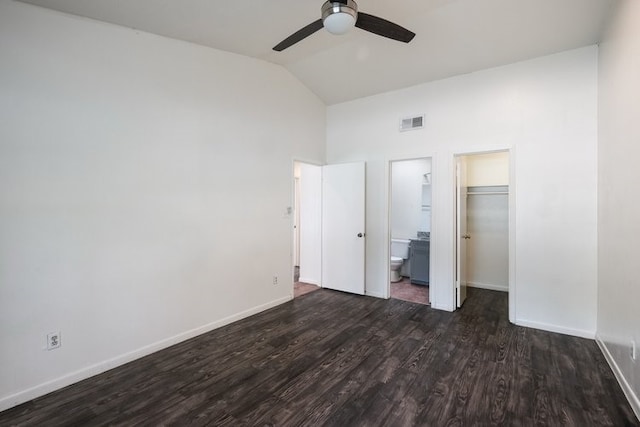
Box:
[357,233,364,238]
[463,234,471,239]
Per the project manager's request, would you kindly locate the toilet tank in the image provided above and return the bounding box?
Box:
[391,238,411,259]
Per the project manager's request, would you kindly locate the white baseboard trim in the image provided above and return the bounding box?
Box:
[298,277,320,286]
[431,303,454,312]
[467,281,508,292]
[0,295,291,412]
[596,336,640,421]
[365,290,385,299]
[515,319,595,339]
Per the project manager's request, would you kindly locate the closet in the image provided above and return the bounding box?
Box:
[465,152,509,292]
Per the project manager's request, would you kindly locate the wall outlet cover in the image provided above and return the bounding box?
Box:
[47,332,61,350]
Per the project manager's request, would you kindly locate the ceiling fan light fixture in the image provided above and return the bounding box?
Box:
[273,0,414,52]
[322,1,358,35]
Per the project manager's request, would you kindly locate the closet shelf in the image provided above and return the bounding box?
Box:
[467,191,509,195]
[467,185,509,196]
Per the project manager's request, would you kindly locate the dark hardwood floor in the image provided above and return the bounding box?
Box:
[1,288,638,426]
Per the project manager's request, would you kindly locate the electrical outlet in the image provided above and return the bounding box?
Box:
[47,332,61,350]
[632,340,637,361]
[273,276,278,285]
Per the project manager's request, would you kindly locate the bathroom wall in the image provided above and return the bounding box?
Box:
[0,2,325,410]
[327,46,598,338]
[391,158,432,240]
[597,0,640,417]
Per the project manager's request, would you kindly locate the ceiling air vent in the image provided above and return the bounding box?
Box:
[400,114,425,132]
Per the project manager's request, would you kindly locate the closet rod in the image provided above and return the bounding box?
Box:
[467,191,509,195]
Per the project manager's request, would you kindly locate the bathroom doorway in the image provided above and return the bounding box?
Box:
[454,151,510,309]
[389,158,432,306]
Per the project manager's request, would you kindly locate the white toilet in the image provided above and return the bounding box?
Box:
[390,238,410,282]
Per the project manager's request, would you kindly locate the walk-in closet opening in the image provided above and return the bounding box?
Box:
[455,151,510,308]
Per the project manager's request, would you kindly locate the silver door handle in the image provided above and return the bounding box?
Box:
[463,234,471,239]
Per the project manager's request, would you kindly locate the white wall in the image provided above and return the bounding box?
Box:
[467,152,509,186]
[466,193,509,291]
[0,1,325,410]
[298,163,322,285]
[391,158,431,239]
[466,197,509,290]
[327,46,598,337]
[597,0,640,417]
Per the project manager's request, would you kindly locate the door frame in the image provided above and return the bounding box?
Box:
[452,148,516,323]
[293,176,300,268]
[455,155,469,308]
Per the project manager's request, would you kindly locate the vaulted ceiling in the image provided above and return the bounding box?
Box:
[18,0,615,104]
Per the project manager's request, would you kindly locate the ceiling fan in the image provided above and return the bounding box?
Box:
[273,0,415,51]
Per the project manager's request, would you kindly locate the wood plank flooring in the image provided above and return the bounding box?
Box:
[1,288,638,426]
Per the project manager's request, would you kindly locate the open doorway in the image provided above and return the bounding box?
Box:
[292,160,367,299]
[455,151,510,308]
[293,161,321,298]
[389,158,432,306]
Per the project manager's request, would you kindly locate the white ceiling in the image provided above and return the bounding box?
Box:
[17,0,614,104]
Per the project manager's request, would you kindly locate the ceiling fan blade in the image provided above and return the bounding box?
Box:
[273,19,324,51]
[355,12,415,43]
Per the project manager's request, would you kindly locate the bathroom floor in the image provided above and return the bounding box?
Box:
[390,277,429,305]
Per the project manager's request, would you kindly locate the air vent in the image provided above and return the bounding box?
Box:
[399,114,425,132]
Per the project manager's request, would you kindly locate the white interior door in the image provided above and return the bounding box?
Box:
[322,162,366,295]
[456,156,469,307]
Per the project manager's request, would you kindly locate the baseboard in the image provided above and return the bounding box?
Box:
[431,302,455,312]
[596,336,640,421]
[0,295,291,412]
[468,281,508,292]
[298,277,320,286]
[365,289,385,299]
[515,319,595,339]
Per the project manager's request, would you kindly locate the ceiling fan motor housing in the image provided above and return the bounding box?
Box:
[321,0,358,35]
